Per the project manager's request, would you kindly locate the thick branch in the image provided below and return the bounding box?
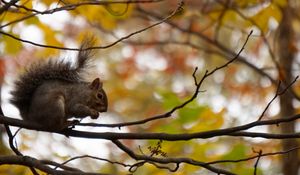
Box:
[0,155,109,175]
[1,114,300,140]
[64,114,300,140]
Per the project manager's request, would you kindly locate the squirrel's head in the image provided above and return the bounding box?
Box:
[88,78,108,114]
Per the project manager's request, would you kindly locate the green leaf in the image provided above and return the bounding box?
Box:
[178,105,205,124]
[222,143,248,160]
[160,91,182,109]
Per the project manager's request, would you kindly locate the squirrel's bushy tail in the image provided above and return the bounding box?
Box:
[76,37,95,71]
[10,39,95,118]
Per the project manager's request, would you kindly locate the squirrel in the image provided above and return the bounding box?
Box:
[10,40,108,131]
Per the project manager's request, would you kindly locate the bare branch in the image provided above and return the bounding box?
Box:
[0,13,37,29]
[0,155,110,175]
[112,140,236,175]
[0,0,18,15]
[0,0,183,51]
[63,114,300,140]
[1,113,300,141]
[258,76,299,121]
[226,4,280,73]
[253,150,262,175]
[137,5,300,101]
[207,146,300,165]
[0,99,39,175]
[78,30,253,128]
[12,0,165,14]
[40,160,83,172]
[111,139,300,174]
[228,131,300,139]
[58,155,132,170]
[2,1,299,175]
[0,0,165,29]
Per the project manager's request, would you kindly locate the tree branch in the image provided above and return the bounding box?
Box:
[136,5,300,101]
[78,29,253,128]
[0,0,183,51]
[0,0,18,15]
[1,113,300,141]
[258,76,299,121]
[207,146,300,165]
[0,155,110,175]
[112,140,236,175]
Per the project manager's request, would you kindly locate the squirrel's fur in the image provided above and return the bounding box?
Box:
[10,40,108,131]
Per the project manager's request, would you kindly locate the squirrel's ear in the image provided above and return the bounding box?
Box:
[89,78,103,89]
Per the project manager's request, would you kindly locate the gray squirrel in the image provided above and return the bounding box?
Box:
[10,40,108,131]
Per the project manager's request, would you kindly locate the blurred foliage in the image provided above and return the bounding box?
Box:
[1,0,299,174]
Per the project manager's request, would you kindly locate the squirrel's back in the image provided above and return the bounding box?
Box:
[10,41,94,119]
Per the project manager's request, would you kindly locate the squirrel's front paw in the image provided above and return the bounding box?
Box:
[90,110,99,119]
[66,120,80,129]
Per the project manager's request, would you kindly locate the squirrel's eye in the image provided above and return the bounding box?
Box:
[97,93,103,99]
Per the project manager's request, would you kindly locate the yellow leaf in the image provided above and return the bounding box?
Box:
[104,2,134,19]
[208,10,223,21]
[209,10,239,25]
[3,33,23,55]
[24,16,40,25]
[190,109,224,132]
[221,10,239,23]
[19,0,33,9]
[2,11,27,23]
[35,48,60,59]
[248,4,282,32]
[89,6,118,30]
[40,0,55,6]
[274,0,288,7]
[38,23,63,46]
[0,165,27,174]
[69,2,132,30]
[33,23,62,58]
[235,0,261,8]
[266,4,282,22]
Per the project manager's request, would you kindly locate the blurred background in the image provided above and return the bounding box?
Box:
[1,0,300,174]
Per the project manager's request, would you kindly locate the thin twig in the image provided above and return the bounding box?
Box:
[0,0,165,29]
[111,140,236,175]
[207,146,300,165]
[40,160,83,172]
[0,0,18,15]
[137,6,300,101]
[253,150,262,175]
[258,75,299,121]
[0,155,110,175]
[78,30,253,128]
[57,155,132,170]
[12,0,165,14]
[0,0,183,50]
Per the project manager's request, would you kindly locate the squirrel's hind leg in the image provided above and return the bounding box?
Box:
[28,93,67,131]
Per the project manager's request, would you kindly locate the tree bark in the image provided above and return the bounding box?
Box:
[277,5,299,175]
